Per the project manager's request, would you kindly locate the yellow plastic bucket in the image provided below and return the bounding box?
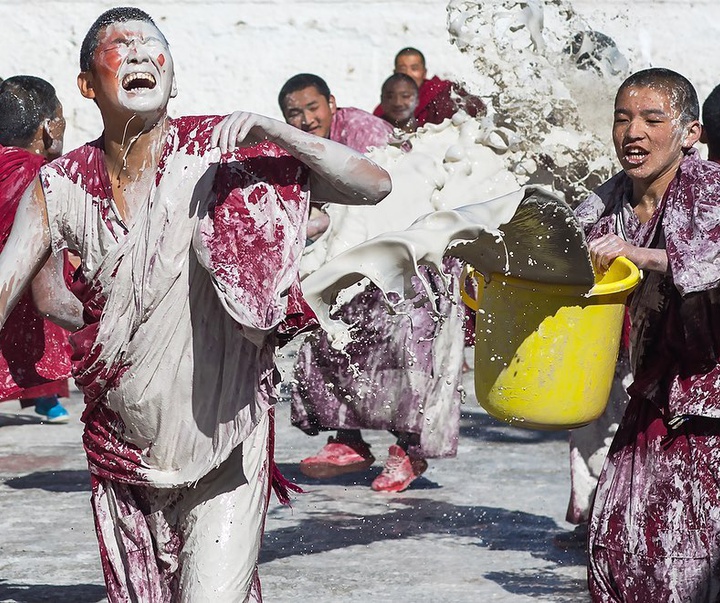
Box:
[460,257,640,430]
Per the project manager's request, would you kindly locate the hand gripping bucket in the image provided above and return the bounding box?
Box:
[460,257,640,429]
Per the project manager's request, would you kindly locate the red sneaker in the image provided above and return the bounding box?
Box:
[299,437,375,478]
[371,445,428,493]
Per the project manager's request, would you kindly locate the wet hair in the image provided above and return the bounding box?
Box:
[395,47,426,67]
[278,73,331,111]
[80,7,165,72]
[381,73,419,95]
[0,75,60,148]
[702,84,720,159]
[617,68,699,125]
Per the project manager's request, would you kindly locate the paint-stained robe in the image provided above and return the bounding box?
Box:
[39,115,311,601]
[329,107,393,153]
[575,148,720,601]
[291,109,464,460]
[291,261,465,459]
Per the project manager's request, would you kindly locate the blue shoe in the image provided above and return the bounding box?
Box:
[33,396,70,424]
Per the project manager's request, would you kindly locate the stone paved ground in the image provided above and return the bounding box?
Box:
[0,346,590,603]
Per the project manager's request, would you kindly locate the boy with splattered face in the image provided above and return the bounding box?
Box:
[78,16,176,128]
[74,6,179,142]
[575,68,720,601]
[0,7,391,603]
[588,70,701,271]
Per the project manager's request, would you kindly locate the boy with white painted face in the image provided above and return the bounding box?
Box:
[575,68,720,601]
[0,7,390,602]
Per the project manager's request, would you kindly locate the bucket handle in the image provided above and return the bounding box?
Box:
[460,264,483,311]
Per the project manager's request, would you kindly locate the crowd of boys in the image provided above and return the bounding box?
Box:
[2,5,720,602]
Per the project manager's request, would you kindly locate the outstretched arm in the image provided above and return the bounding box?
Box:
[0,178,53,328]
[211,112,392,206]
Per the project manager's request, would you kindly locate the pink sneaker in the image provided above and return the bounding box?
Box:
[371,445,428,493]
[299,437,375,478]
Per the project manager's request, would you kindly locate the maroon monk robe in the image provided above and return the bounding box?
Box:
[575,149,720,601]
[0,145,72,402]
[374,76,486,126]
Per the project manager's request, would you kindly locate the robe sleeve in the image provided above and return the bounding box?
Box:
[664,165,720,295]
[194,143,313,343]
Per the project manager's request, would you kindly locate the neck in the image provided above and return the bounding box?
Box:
[397,117,417,133]
[630,158,682,219]
[25,129,49,159]
[25,139,46,158]
[103,113,169,181]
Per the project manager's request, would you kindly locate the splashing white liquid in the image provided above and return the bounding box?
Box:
[302,0,631,343]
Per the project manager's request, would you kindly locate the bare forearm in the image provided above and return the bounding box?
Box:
[589,234,668,274]
[629,247,668,273]
[268,127,392,205]
[212,112,392,206]
[31,254,83,331]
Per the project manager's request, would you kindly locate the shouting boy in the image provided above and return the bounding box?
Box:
[0,7,390,602]
[576,68,720,601]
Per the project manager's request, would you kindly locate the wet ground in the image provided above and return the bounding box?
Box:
[0,346,590,602]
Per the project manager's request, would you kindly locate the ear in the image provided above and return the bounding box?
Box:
[170,75,178,99]
[700,124,708,145]
[77,71,96,100]
[328,94,337,116]
[683,120,702,148]
[41,120,53,150]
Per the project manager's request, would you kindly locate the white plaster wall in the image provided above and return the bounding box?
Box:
[0,0,718,150]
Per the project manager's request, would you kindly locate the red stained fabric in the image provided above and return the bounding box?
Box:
[0,145,72,402]
[207,140,315,333]
[575,149,720,600]
[329,107,393,153]
[45,116,313,485]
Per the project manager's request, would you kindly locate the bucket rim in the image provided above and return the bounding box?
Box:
[588,256,640,297]
[475,257,640,297]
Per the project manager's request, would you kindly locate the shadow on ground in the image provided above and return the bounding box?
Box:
[0,580,106,603]
[0,413,41,428]
[261,494,588,600]
[485,569,589,602]
[459,409,570,444]
[4,469,90,493]
[277,461,441,490]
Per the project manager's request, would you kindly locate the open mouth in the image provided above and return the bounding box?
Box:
[623,148,648,165]
[122,72,157,91]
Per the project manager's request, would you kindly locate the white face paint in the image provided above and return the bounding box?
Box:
[92,20,176,123]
